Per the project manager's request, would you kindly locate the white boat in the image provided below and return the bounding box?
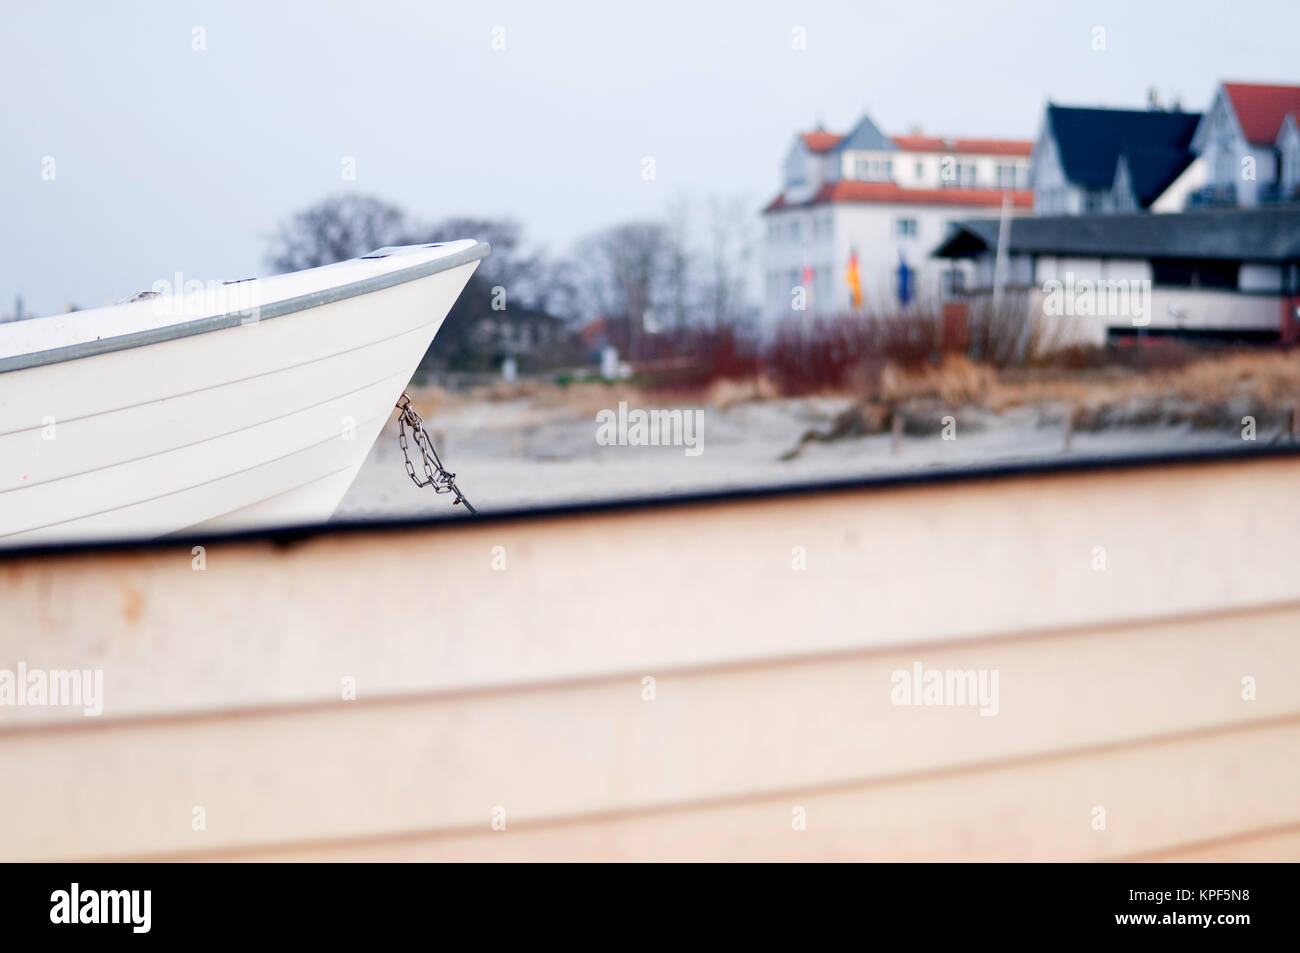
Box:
[0,240,489,546]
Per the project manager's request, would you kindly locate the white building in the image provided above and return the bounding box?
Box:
[761,114,1032,326]
[1188,82,1300,207]
[933,207,1300,347]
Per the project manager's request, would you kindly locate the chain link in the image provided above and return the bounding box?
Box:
[395,393,478,515]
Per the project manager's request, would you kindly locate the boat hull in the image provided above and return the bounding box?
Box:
[0,248,484,545]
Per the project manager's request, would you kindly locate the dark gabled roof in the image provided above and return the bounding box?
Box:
[1046,104,1201,196]
[931,207,1300,262]
[1119,145,1196,206]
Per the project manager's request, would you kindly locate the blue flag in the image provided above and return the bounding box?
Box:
[897,252,914,307]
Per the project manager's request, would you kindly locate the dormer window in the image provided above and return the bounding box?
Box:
[854,157,893,181]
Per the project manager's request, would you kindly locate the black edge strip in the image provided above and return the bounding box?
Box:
[1,442,1297,561]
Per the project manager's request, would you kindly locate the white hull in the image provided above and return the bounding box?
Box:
[4,451,1298,860]
[0,241,487,546]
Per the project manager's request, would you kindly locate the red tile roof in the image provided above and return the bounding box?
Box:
[891,135,1033,157]
[1223,82,1300,145]
[800,131,845,153]
[798,129,1032,157]
[764,181,1033,213]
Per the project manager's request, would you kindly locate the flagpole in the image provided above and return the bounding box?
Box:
[992,193,1011,311]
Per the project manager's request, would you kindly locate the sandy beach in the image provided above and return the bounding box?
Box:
[336,390,1247,519]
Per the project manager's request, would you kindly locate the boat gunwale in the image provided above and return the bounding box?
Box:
[0,241,491,375]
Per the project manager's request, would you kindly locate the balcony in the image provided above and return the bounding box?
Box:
[1259,181,1300,205]
[1186,183,1237,208]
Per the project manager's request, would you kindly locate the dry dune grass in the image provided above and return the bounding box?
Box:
[873,351,1300,416]
[433,376,783,418]
[879,356,999,407]
[1159,351,1300,404]
[780,349,1300,456]
[406,379,640,417]
[528,380,651,416]
[401,382,452,415]
[705,374,783,410]
[409,351,1300,442]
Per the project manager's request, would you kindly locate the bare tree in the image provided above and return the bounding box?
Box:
[396,216,578,366]
[267,200,573,314]
[702,195,755,328]
[570,233,617,320]
[663,194,694,331]
[575,220,670,359]
[264,194,406,272]
[401,217,538,295]
[528,258,583,321]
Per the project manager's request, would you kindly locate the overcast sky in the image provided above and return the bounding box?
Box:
[3,0,1297,315]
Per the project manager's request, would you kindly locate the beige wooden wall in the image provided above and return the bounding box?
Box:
[2,455,1299,861]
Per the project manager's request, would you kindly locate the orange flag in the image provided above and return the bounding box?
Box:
[845,249,863,311]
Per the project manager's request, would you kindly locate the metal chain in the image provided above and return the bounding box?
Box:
[395,393,478,515]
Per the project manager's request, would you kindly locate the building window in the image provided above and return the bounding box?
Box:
[854,157,893,181]
[1152,259,1240,290]
[788,220,801,242]
[915,160,924,180]
[995,163,1019,188]
[895,217,918,238]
